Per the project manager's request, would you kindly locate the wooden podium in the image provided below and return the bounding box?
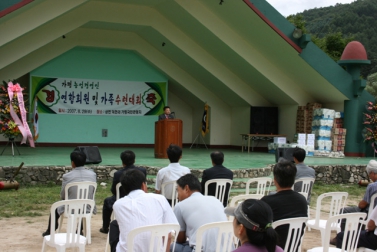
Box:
[154,119,183,158]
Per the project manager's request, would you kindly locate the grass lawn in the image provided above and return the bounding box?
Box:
[0,181,366,219]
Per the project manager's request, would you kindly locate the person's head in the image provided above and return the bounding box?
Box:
[293,147,306,163]
[120,169,147,195]
[120,150,136,167]
[273,161,297,189]
[210,151,224,165]
[366,160,377,182]
[176,174,201,201]
[167,144,182,163]
[163,106,171,115]
[70,151,86,167]
[225,199,278,252]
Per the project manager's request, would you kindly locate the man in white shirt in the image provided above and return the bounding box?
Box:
[172,174,228,252]
[109,169,178,252]
[155,144,190,204]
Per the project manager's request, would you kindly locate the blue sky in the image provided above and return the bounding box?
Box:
[266,0,355,17]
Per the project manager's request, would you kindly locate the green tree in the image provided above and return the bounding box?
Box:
[287,14,308,34]
[295,0,377,77]
[287,16,354,62]
[366,72,377,100]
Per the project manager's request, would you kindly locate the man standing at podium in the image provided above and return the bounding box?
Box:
[158,106,175,120]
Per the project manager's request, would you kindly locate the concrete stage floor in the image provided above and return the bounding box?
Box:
[0,146,373,169]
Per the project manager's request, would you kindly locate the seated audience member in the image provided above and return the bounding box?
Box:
[172,174,228,252]
[110,169,178,252]
[292,147,316,204]
[200,151,233,207]
[42,151,97,236]
[225,199,284,252]
[261,161,307,249]
[335,205,377,249]
[330,160,377,243]
[100,150,146,234]
[155,144,190,204]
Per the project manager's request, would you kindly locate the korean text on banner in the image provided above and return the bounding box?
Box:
[31,77,167,117]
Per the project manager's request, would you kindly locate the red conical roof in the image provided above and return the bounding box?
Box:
[340,41,368,61]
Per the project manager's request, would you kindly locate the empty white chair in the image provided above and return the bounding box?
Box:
[127,223,180,252]
[195,221,234,252]
[42,199,95,252]
[58,181,97,245]
[204,179,233,206]
[272,217,308,252]
[161,180,179,209]
[245,177,272,195]
[307,192,348,246]
[308,212,366,252]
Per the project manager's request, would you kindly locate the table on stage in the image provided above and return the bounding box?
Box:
[240,134,286,153]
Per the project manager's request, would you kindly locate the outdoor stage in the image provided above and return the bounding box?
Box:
[0,146,372,169]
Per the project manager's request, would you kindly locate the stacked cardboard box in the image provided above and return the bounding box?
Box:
[291,133,315,156]
[296,106,307,133]
[332,128,347,152]
[312,108,335,152]
[306,103,322,133]
[297,133,306,146]
[296,103,322,134]
[333,118,343,129]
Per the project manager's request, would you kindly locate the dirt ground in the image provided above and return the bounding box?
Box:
[0,207,336,252]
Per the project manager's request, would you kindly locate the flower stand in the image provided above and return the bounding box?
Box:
[1,138,20,156]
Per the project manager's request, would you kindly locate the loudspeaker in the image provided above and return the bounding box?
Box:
[264,107,278,135]
[74,146,102,164]
[250,107,278,134]
[250,107,265,134]
[275,147,295,163]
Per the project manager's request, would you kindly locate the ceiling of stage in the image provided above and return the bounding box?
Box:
[0,0,349,109]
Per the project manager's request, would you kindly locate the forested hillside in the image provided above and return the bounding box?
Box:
[297,0,377,78]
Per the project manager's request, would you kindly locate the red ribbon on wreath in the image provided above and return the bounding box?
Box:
[7,82,35,147]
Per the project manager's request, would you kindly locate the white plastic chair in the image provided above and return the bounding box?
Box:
[105,182,122,252]
[361,193,377,226]
[272,217,308,252]
[204,179,233,206]
[293,177,315,201]
[42,199,95,252]
[227,194,263,222]
[115,182,122,200]
[307,192,348,246]
[308,212,366,252]
[358,248,376,252]
[245,177,272,195]
[358,194,377,252]
[228,194,263,207]
[293,177,315,221]
[161,180,178,209]
[357,195,377,252]
[58,181,97,245]
[195,221,234,252]
[126,223,180,252]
